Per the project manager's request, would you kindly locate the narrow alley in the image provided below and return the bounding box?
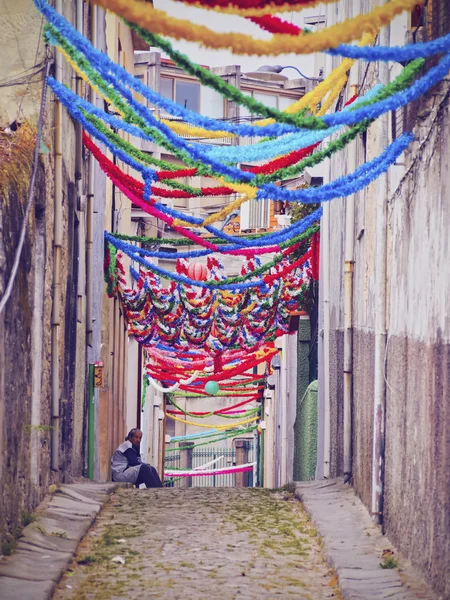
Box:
[1,1,449,599]
[53,488,339,600]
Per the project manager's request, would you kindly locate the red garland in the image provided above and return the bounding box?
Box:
[248,14,304,35]
[83,133,233,198]
[172,0,320,9]
[243,142,319,175]
[344,94,358,107]
[83,133,318,192]
[310,231,320,280]
[166,395,261,416]
[157,167,197,179]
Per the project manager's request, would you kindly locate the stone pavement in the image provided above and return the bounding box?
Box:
[0,481,119,600]
[295,480,436,600]
[52,487,340,600]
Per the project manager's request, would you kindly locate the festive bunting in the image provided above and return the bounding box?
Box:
[89,0,419,56]
[32,0,450,441]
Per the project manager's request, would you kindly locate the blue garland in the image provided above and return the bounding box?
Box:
[322,53,450,128]
[332,34,450,62]
[38,0,450,143]
[35,0,306,138]
[48,78,323,249]
[200,86,383,163]
[141,208,323,254]
[48,78,412,212]
[257,133,414,202]
[107,233,305,291]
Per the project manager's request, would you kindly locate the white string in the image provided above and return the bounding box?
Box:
[148,371,199,393]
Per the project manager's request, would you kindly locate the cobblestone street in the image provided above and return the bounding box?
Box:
[53,487,340,600]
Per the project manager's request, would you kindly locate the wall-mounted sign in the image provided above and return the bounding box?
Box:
[94,361,104,388]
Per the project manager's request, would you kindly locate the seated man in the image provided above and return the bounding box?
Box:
[111,428,163,488]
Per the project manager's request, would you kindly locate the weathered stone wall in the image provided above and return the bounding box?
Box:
[0,0,87,547]
[327,46,450,600]
[0,159,50,541]
[382,85,450,598]
[351,330,374,510]
[323,2,450,594]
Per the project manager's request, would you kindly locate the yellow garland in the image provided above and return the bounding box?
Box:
[166,412,260,429]
[169,0,341,18]
[57,46,259,208]
[256,31,375,124]
[162,118,234,139]
[202,193,249,226]
[59,24,369,145]
[91,0,417,56]
[316,75,349,116]
[57,21,372,228]
[59,46,125,116]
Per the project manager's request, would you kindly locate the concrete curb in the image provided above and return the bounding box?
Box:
[0,481,120,600]
[295,479,436,600]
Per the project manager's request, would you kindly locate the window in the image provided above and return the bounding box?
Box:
[160,77,201,113]
[160,77,174,100]
[202,87,225,120]
[279,96,296,112]
[253,91,278,111]
[239,90,298,116]
[175,80,200,112]
[240,198,269,230]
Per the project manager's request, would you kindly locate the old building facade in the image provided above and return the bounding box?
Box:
[317,1,450,596]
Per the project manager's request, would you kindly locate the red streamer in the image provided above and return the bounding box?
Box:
[248,14,304,35]
[173,0,320,10]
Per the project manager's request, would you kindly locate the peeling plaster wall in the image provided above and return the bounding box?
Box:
[323,2,449,595]
[0,0,87,545]
[382,86,450,598]
[326,53,450,600]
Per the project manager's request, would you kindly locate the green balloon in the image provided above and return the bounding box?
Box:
[204,381,220,395]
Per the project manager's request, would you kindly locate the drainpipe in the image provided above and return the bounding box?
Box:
[86,4,97,348]
[322,201,331,479]
[343,81,359,482]
[280,334,288,486]
[75,0,83,205]
[51,0,63,471]
[372,24,390,524]
[319,30,334,480]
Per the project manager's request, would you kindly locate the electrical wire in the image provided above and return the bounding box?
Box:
[16,14,45,122]
[0,60,47,89]
[0,58,51,315]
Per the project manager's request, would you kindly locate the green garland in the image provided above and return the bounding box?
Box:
[129,24,326,130]
[113,225,318,248]
[165,426,258,452]
[50,24,422,195]
[111,232,274,245]
[84,112,206,196]
[167,393,260,419]
[254,58,425,186]
[46,26,215,177]
[106,224,318,288]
